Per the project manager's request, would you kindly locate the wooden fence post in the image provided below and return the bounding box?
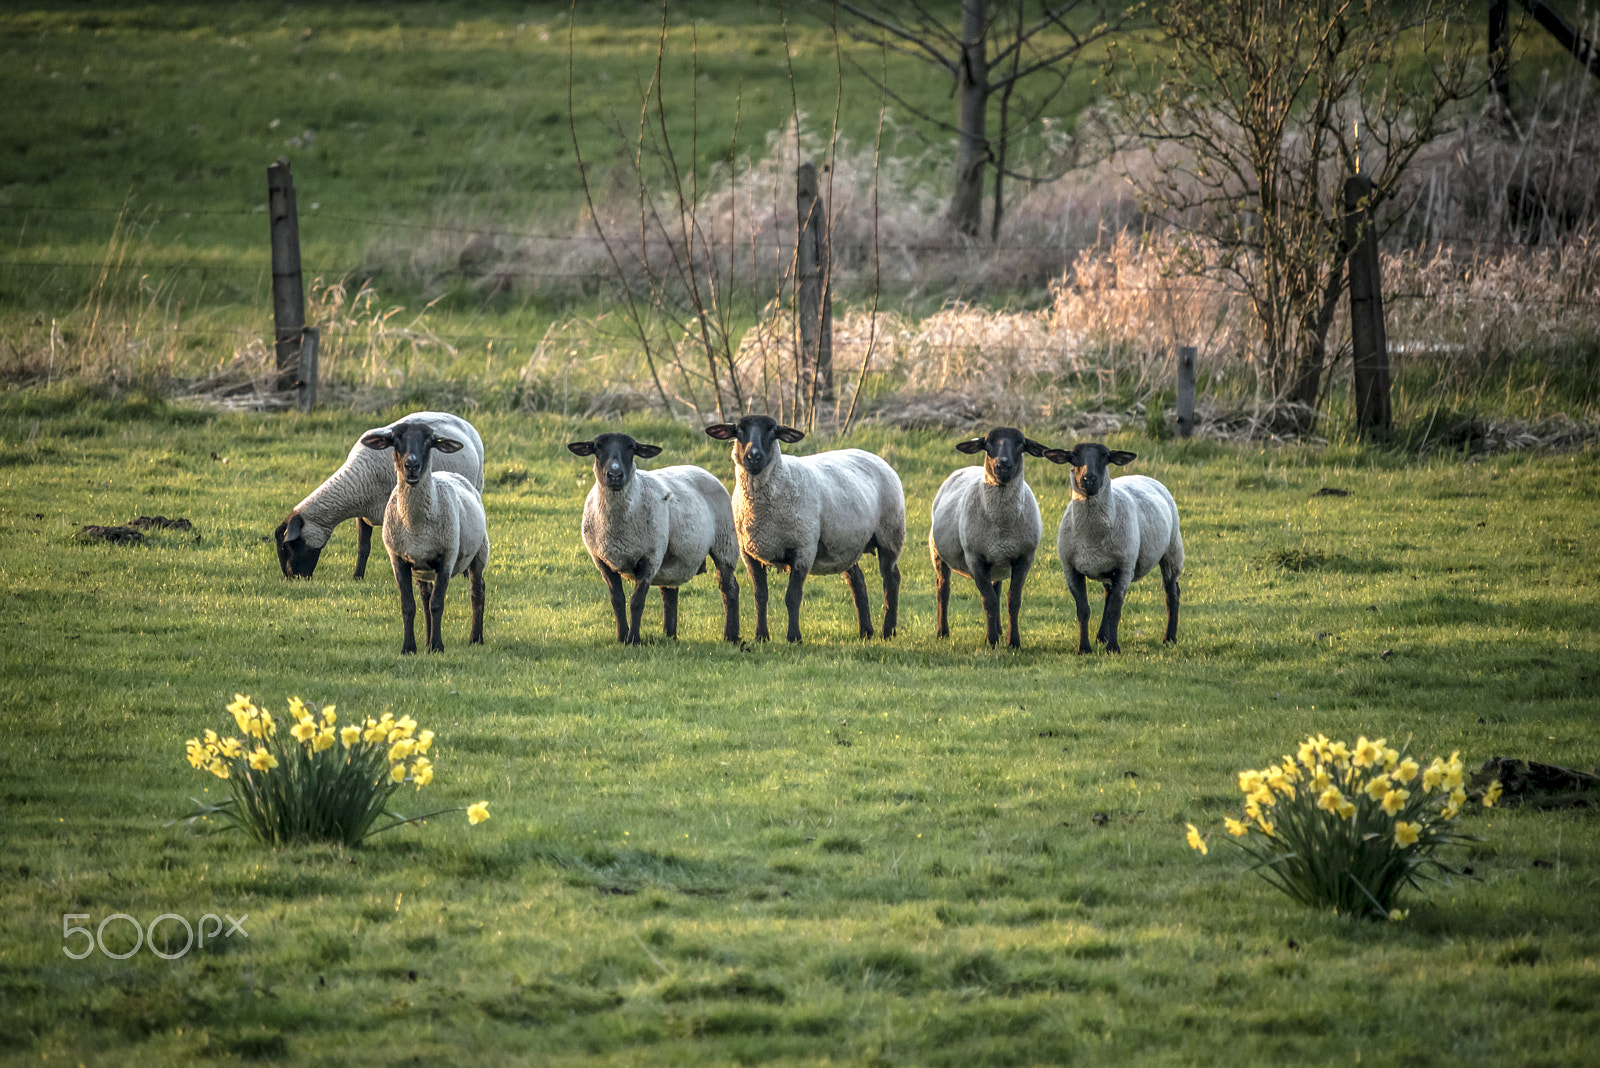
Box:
[268,157,313,408]
[1175,346,1196,438]
[1344,175,1392,435]
[796,162,833,415]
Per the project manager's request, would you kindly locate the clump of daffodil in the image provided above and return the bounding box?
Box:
[177,694,487,846]
[1187,733,1496,920]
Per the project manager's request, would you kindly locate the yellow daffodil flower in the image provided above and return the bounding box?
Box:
[290,720,317,743]
[1185,823,1208,854]
[1422,761,1445,792]
[1352,735,1383,768]
[412,759,434,787]
[220,737,243,758]
[467,801,490,825]
[1250,785,1276,808]
[1255,815,1274,836]
[340,725,362,748]
[1388,909,1409,922]
[208,759,230,779]
[312,727,335,752]
[185,740,207,768]
[288,696,308,720]
[1483,780,1503,808]
[390,763,407,784]
[1244,799,1262,822]
[1381,788,1410,815]
[322,706,337,725]
[1382,747,1400,770]
[1336,799,1356,820]
[1365,773,1392,801]
[388,738,417,763]
[1225,817,1249,836]
[227,694,255,717]
[248,747,278,772]
[1239,769,1264,794]
[1311,765,1332,792]
[1394,821,1420,846]
[1317,787,1344,813]
[415,730,434,754]
[1327,741,1351,765]
[1394,758,1420,784]
[1449,787,1467,810]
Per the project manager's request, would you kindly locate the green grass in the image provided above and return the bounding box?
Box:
[2,391,1598,1065]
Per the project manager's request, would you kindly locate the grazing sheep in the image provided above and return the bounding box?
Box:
[704,415,904,643]
[359,420,489,654]
[930,427,1050,648]
[1045,442,1184,653]
[275,411,484,579]
[567,432,740,645]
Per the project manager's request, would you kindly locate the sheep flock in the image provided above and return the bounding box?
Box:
[279,411,1183,654]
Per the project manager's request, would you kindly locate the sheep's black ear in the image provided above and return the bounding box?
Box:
[1040,448,1073,465]
[1108,450,1137,466]
[954,438,987,454]
[632,443,663,459]
[1021,438,1049,457]
[282,514,304,542]
[566,441,596,457]
[704,424,738,440]
[775,425,806,444]
[432,436,465,454]
[359,431,395,451]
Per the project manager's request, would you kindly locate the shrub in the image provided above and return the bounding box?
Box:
[1188,733,1501,920]
[177,694,488,847]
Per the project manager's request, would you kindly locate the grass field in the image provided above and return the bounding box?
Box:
[1,390,1597,1065]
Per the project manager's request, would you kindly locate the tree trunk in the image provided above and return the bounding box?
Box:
[947,0,989,237]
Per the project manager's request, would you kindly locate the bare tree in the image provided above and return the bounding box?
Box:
[831,0,1120,238]
[1110,0,1475,430]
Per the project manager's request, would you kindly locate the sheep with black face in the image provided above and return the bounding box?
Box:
[929,427,1051,648]
[568,432,740,645]
[704,415,904,644]
[1046,442,1184,653]
[359,420,489,654]
[275,411,484,579]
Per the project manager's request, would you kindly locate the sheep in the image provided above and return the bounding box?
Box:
[358,420,489,654]
[1045,442,1184,653]
[274,411,484,579]
[567,432,740,645]
[929,427,1051,648]
[704,415,904,644]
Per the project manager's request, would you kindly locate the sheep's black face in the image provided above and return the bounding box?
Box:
[955,427,1049,486]
[359,421,466,486]
[705,415,804,478]
[1044,442,1137,498]
[274,512,323,578]
[567,432,662,491]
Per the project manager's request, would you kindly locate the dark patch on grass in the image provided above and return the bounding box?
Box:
[477,978,622,1025]
[314,935,353,965]
[950,950,1009,989]
[660,969,786,1004]
[1498,942,1543,966]
[1065,940,1124,961]
[698,1006,780,1035]
[819,835,865,854]
[1263,547,1327,571]
[824,947,925,991]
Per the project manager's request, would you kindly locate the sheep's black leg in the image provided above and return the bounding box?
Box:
[971,556,1000,647]
[426,571,450,653]
[1006,556,1033,650]
[843,563,874,640]
[933,555,952,638]
[354,518,374,579]
[1067,566,1093,654]
[1101,570,1128,654]
[468,552,486,645]
[598,562,628,643]
[1096,582,1114,645]
[394,556,418,655]
[626,577,650,646]
[880,552,900,639]
[661,586,679,640]
[717,559,740,643]
[744,552,770,642]
[783,564,808,643]
[1161,562,1180,645]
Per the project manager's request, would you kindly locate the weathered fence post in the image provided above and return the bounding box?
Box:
[268,157,314,409]
[1344,175,1392,435]
[1175,346,1196,439]
[796,161,833,417]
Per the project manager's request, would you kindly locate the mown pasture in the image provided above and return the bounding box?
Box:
[1,392,1597,1065]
